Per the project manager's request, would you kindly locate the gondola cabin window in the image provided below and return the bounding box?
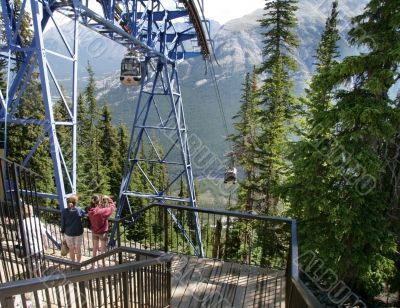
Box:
[120,51,143,86]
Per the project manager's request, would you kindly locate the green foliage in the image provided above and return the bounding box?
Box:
[147,136,168,194]
[258,0,299,74]
[285,0,400,299]
[99,104,120,198]
[0,58,6,95]
[226,0,300,268]
[256,0,299,214]
[4,4,55,200]
[227,70,260,260]
[77,64,110,203]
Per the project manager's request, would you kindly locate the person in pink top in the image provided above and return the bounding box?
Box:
[88,194,116,265]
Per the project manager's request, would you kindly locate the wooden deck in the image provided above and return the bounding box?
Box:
[170,255,286,308]
[1,238,286,307]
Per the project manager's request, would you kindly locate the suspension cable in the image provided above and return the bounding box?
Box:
[206,58,229,137]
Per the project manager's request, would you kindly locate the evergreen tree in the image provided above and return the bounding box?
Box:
[6,1,54,197]
[76,93,90,198]
[256,0,299,214]
[78,64,110,202]
[253,0,299,267]
[288,0,399,299]
[7,78,55,196]
[12,0,33,70]
[99,104,120,198]
[230,69,259,212]
[228,69,260,262]
[258,0,299,75]
[147,136,168,193]
[125,145,150,242]
[110,122,129,198]
[0,57,6,96]
[286,0,341,254]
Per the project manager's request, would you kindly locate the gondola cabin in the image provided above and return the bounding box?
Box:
[120,52,142,86]
[224,166,237,184]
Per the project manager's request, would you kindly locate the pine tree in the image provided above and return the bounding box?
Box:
[7,78,55,196]
[254,0,299,267]
[12,0,33,70]
[285,1,341,255]
[0,58,6,96]
[288,0,399,299]
[256,0,299,214]
[78,64,110,202]
[99,104,120,198]
[5,1,55,198]
[258,0,299,75]
[76,93,90,199]
[228,68,260,262]
[147,136,168,193]
[110,122,129,198]
[125,145,150,242]
[230,69,259,212]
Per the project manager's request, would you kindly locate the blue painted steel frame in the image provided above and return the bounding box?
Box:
[0,0,78,208]
[1,0,210,255]
[115,57,204,256]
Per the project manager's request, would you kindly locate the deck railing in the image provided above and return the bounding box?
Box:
[0,252,172,308]
[0,156,320,307]
[33,203,320,307]
[112,202,321,307]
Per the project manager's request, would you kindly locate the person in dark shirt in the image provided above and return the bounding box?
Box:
[60,194,85,262]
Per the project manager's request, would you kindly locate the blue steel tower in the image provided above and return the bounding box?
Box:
[0,0,211,256]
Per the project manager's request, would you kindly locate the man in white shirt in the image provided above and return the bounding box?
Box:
[21,204,48,276]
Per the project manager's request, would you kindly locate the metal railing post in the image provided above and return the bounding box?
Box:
[117,220,123,265]
[163,206,168,252]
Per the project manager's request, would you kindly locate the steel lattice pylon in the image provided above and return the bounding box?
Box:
[0,0,210,256]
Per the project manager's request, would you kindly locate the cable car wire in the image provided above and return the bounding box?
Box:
[206,58,229,137]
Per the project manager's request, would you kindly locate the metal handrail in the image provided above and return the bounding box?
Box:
[0,156,40,177]
[116,202,294,224]
[39,202,299,278]
[0,254,172,298]
[36,202,300,273]
[42,246,167,270]
[115,202,319,307]
[79,246,166,267]
[290,278,322,308]
[8,201,319,306]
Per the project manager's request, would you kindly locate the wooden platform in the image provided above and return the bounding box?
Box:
[170,255,286,308]
[1,238,286,307]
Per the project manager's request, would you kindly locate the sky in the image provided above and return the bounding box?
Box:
[203,0,265,25]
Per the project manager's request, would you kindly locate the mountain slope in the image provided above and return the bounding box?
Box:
[44,0,368,176]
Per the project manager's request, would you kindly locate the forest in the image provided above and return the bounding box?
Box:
[227,0,400,304]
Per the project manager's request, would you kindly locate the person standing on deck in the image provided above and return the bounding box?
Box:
[60,194,85,262]
[21,204,48,276]
[88,195,115,266]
